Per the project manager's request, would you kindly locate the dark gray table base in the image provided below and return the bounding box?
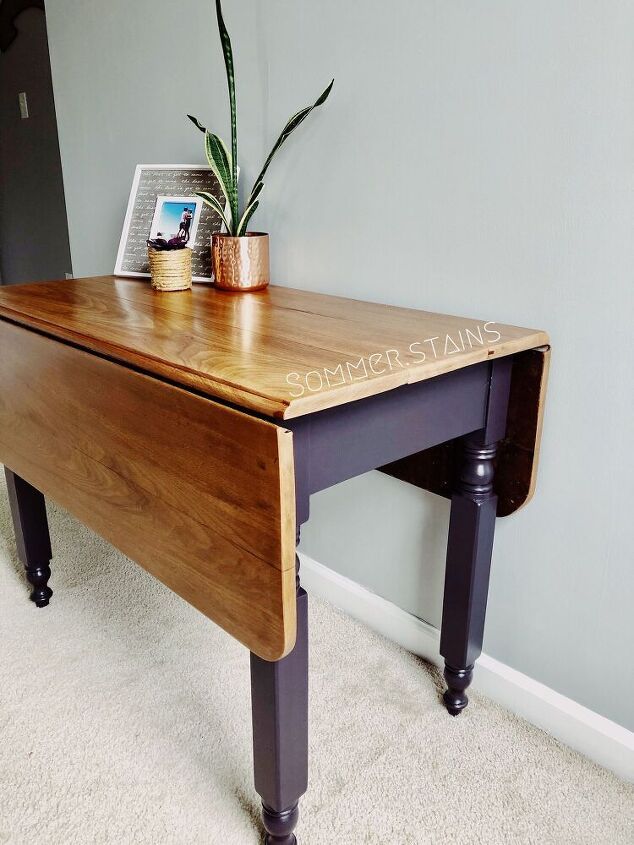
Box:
[4,357,512,844]
[252,357,512,841]
[251,536,308,845]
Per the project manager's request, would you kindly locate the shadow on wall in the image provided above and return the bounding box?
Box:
[0,1,72,284]
[0,0,44,51]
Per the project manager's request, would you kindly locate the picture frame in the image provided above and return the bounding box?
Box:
[148,196,203,247]
[114,164,227,283]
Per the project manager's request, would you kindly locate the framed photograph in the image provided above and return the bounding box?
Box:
[114,165,227,283]
[149,196,203,246]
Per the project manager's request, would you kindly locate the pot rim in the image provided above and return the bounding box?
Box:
[212,231,269,240]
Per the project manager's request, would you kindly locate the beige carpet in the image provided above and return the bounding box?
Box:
[0,480,632,845]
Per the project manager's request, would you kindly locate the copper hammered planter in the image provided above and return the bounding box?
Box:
[211,232,270,292]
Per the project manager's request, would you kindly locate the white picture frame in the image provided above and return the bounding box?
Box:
[148,196,204,246]
[114,164,228,283]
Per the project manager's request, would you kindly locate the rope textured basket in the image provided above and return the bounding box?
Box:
[148,247,193,292]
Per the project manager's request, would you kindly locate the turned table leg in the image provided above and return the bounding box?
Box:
[250,541,308,844]
[4,468,53,607]
[439,434,498,714]
[439,358,511,716]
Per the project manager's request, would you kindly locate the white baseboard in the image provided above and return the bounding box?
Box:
[299,552,634,783]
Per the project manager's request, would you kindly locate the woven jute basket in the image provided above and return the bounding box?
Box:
[148,247,193,291]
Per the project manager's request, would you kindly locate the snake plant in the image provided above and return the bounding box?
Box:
[188,0,333,237]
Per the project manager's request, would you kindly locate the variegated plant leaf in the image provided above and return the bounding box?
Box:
[251,79,334,194]
[243,180,265,215]
[205,131,233,207]
[191,2,333,236]
[187,114,207,133]
[196,191,232,231]
[215,0,239,230]
[236,199,261,236]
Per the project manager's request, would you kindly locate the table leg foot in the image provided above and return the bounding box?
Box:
[262,802,298,844]
[5,468,53,608]
[442,663,473,716]
[26,561,53,607]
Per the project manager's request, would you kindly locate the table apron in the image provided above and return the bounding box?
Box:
[287,362,491,514]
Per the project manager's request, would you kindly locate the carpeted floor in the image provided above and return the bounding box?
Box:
[0,480,632,845]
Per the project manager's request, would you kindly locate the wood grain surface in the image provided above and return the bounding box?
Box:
[0,319,297,660]
[0,276,550,419]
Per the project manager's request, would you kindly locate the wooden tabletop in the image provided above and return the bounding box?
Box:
[0,276,549,419]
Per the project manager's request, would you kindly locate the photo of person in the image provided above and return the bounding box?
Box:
[177,206,194,241]
[149,196,202,248]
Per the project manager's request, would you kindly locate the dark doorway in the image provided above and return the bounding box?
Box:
[0,1,72,284]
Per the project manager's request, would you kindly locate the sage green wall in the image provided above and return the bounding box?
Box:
[45,1,634,730]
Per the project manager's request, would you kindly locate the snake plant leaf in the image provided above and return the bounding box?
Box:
[236,198,261,236]
[238,180,265,233]
[187,114,207,133]
[190,3,333,236]
[215,0,239,229]
[242,180,265,216]
[196,191,232,231]
[205,131,233,208]
[250,79,334,195]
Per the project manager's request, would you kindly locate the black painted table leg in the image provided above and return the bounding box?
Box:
[439,359,511,716]
[439,434,498,715]
[4,468,53,607]
[250,544,308,845]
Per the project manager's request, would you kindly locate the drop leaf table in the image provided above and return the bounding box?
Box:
[0,277,549,844]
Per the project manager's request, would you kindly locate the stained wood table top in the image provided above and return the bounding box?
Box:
[0,276,549,419]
